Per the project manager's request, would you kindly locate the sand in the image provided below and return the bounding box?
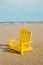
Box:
[0,24,43,65]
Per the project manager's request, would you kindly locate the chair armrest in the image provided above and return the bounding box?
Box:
[10,38,20,45]
[10,38,20,42]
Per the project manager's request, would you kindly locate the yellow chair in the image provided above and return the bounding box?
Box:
[9,29,33,54]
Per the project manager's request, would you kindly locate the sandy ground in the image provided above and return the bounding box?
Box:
[0,24,43,65]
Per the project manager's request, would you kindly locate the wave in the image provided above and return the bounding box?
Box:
[0,21,43,25]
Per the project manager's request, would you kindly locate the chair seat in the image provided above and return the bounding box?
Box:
[10,43,33,53]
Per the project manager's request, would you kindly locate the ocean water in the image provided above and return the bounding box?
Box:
[0,21,43,25]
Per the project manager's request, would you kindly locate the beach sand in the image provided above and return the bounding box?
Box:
[0,24,43,65]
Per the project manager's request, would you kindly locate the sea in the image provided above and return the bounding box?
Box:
[0,21,43,25]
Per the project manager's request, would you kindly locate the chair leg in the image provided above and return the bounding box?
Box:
[21,51,24,55]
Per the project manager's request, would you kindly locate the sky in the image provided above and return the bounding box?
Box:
[0,0,43,22]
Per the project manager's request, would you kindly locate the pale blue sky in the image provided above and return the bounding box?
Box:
[0,0,43,22]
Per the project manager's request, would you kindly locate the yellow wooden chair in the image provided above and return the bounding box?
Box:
[9,29,33,54]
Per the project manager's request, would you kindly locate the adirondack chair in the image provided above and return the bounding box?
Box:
[9,29,33,54]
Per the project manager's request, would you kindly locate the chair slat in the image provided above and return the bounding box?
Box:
[20,29,32,42]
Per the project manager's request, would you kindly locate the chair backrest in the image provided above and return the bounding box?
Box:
[20,29,32,42]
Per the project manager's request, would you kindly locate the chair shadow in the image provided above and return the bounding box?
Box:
[0,44,20,54]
